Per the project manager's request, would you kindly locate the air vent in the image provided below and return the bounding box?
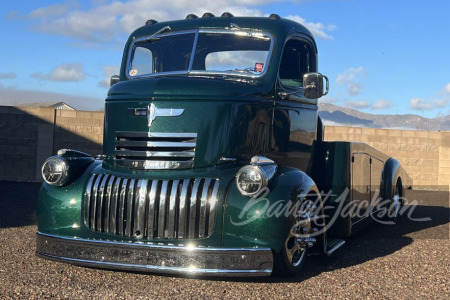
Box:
[114,131,197,170]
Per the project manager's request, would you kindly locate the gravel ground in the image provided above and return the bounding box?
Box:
[0,182,449,299]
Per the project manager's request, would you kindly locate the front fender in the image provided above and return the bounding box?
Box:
[37,160,102,236]
[223,166,317,253]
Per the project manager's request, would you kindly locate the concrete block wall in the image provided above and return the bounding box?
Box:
[324,126,449,189]
[0,103,449,189]
[0,106,103,182]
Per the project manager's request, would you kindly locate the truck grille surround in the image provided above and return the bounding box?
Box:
[114,131,197,170]
[83,174,220,240]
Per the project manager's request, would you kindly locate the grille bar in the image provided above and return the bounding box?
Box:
[115,141,196,148]
[84,175,219,240]
[116,132,197,138]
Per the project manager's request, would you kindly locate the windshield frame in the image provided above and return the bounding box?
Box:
[125,29,274,80]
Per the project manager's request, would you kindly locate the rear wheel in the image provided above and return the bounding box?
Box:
[389,179,403,221]
[388,179,402,221]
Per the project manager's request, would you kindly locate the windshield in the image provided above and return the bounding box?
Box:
[127,30,273,79]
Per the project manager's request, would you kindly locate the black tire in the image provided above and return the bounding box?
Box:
[383,178,402,222]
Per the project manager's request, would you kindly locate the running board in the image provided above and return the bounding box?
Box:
[325,239,346,257]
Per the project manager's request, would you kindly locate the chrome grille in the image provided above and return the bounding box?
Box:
[114,131,197,169]
[83,174,219,240]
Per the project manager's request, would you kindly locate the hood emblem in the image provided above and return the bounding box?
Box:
[129,104,184,127]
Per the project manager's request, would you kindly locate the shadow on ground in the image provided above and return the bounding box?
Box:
[0,181,41,228]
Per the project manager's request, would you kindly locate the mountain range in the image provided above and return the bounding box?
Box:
[318,103,450,131]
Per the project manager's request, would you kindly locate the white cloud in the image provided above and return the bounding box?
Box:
[18,1,334,43]
[434,98,447,108]
[410,97,433,111]
[347,82,362,96]
[285,15,336,40]
[98,65,120,88]
[29,1,78,19]
[336,67,366,97]
[443,83,450,94]
[0,72,17,79]
[32,63,84,82]
[344,100,368,109]
[336,67,366,84]
[371,99,391,109]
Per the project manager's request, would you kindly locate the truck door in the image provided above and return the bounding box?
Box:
[351,153,371,221]
[370,157,384,210]
[270,36,318,171]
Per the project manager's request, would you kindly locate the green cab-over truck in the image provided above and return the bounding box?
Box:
[36,13,412,276]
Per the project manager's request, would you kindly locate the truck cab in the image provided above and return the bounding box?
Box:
[36,13,411,277]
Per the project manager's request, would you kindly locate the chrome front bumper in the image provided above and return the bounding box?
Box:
[36,232,273,277]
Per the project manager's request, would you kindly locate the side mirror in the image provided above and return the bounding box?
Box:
[110,75,120,86]
[303,73,329,99]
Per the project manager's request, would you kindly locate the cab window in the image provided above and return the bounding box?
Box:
[279,39,316,89]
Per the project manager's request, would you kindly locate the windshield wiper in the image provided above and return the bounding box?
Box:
[145,26,172,41]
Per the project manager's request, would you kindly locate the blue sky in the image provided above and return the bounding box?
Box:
[0,0,449,117]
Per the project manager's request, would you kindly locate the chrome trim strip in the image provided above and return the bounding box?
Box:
[199,178,211,238]
[178,179,190,239]
[187,30,199,71]
[91,174,103,230]
[168,180,179,238]
[36,232,273,277]
[114,150,195,158]
[115,141,196,148]
[97,174,109,231]
[84,175,96,229]
[114,160,194,170]
[135,180,147,239]
[116,132,197,138]
[118,178,128,236]
[147,180,158,238]
[104,175,115,233]
[209,180,220,237]
[189,179,201,238]
[158,180,169,238]
[110,177,121,234]
[125,179,135,237]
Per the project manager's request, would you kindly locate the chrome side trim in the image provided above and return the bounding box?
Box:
[36,232,273,277]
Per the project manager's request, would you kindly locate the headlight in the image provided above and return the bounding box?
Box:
[236,165,268,196]
[42,156,68,186]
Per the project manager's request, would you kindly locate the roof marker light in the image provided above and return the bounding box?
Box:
[185,14,198,20]
[202,12,215,18]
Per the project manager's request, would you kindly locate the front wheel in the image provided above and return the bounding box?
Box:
[274,193,324,276]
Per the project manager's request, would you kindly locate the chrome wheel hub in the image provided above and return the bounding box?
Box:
[392,192,400,218]
[285,199,318,267]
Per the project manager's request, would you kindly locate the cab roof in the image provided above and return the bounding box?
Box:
[128,13,314,42]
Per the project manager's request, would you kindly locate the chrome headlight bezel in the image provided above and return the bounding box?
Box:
[41,156,69,186]
[235,165,269,196]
